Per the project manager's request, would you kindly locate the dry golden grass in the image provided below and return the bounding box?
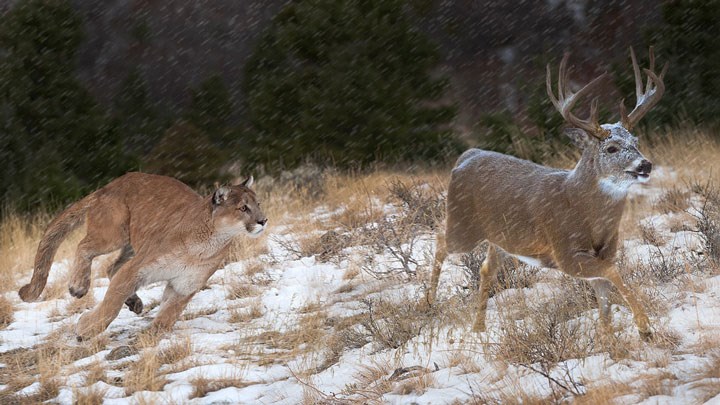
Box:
[574,382,635,405]
[190,376,249,399]
[228,299,264,324]
[73,386,107,405]
[0,295,14,328]
[123,349,166,395]
[0,130,719,402]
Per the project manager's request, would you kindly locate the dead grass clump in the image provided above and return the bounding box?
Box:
[228,299,264,323]
[123,349,166,395]
[225,236,269,265]
[226,281,260,300]
[0,295,14,328]
[341,361,395,400]
[84,362,108,386]
[190,376,250,399]
[158,337,193,365]
[574,382,634,405]
[391,368,435,395]
[181,306,219,321]
[656,187,691,214]
[74,387,107,405]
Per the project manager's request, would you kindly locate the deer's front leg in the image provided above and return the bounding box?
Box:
[569,250,651,340]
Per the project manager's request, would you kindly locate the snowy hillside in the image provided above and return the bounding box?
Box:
[1,166,720,404]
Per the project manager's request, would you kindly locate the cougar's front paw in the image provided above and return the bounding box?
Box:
[125,295,143,315]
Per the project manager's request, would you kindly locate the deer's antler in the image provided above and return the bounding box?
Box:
[546,53,609,140]
[619,46,668,131]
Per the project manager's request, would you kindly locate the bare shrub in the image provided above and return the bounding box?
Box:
[356,298,432,350]
[387,179,445,230]
[490,288,598,398]
[359,179,444,279]
[691,179,720,263]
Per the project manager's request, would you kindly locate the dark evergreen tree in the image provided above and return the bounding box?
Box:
[185,75,234,147]
[143,120,227,188]
[242,0,457,170]
[639,0,720,128]
[0,0,129,210]
[113,68,166,157]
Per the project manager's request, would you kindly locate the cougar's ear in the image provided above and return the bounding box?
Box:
[212,187,231,206]
[238,175,254,188]
[564,128,593,150]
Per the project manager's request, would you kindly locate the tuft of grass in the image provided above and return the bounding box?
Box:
[73,386,107,405]
[0,295,14,328]
[123,349,166,395]
[190,376,250,399]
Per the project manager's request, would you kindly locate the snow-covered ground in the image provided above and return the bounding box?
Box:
[2,169,720,404]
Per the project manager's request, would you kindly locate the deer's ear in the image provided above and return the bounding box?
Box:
[564,128,594,150]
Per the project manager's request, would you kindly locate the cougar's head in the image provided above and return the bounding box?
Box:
[211,176,267,237]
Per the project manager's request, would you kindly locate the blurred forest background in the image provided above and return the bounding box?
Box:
[0,0,718,211]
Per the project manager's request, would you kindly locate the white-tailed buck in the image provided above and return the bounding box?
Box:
[427,47,667,339]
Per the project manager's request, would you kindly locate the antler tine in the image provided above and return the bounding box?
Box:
[621,46,668,130]
[546,52,609,139]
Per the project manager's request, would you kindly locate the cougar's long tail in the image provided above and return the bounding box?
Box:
[18,193,96,302]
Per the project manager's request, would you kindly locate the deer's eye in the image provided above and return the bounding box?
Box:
[606,145,619,154]
[238,205,248,212]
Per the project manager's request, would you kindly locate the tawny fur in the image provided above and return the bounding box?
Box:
[19,172,267,340]
[427,48,666,340]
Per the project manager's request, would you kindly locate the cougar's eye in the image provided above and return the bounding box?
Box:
[606,145,619,154]
[238,205,248,212]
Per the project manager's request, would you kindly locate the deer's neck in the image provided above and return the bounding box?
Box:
[567,153,627,209]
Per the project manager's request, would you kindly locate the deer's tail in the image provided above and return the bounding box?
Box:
[18,194,95,302]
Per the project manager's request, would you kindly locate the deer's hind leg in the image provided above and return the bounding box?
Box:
[473,243,500,332]
[589,278,613,329]
[425,232,447,307]
[107,245,144,314]
[68,202,128,299]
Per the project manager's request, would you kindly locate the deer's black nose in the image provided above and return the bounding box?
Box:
[258,218,268,226]
[638,159,652,174]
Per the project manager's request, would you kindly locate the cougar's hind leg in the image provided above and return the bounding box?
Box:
[473,244,500,332]
[76,256,142,340]
[107,245,143,314]
[68,203,128,298]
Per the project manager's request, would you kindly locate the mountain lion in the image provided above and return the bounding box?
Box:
[18,172,267,340]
